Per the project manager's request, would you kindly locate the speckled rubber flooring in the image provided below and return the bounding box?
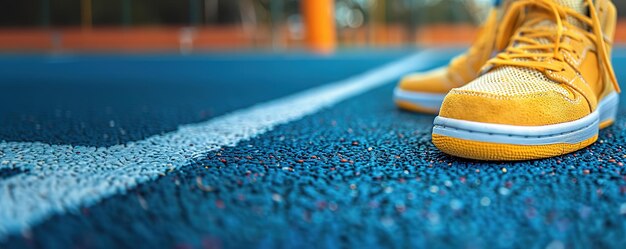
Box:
[1,49,626,249]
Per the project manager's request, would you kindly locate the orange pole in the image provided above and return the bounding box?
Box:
[81,0,93,29]
[302,0,336,53]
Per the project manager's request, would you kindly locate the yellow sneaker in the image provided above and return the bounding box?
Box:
[432,0,620,161]
[394,5,503,114]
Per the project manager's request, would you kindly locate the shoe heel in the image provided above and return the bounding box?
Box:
[599,92,619,129]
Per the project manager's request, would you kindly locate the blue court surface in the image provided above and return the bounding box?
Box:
[1,47,626,249]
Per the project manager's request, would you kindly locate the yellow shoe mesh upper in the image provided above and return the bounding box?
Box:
[458,0,586,97]
[459,66,570,96]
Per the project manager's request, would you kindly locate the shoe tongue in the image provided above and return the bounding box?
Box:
[553,0,586,15]
[500,0,585,11]
[525,0,588,31]
[550,0,588,28]
[498,0,589,61]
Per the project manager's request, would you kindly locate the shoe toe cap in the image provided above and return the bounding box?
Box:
[438,88,591,126]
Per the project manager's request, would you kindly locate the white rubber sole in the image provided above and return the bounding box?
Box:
[393,88,446,111]
[432,92,619,145]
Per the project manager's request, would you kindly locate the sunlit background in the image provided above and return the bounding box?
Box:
[2,0,626,53]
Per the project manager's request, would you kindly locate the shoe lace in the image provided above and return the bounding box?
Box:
[484,0,620,92]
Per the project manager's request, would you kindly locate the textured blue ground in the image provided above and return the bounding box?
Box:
[0,51,408,146]
[1,48,626,249]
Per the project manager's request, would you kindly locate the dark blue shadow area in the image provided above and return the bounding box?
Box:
[0,50,413,146]
[4,54,626,249]
[0,168,28,180]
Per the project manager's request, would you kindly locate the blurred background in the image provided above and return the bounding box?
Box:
[1,0,626,53]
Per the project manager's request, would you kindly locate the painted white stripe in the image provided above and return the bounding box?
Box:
[0,49,439,240]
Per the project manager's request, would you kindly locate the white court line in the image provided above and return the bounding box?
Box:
[0,49,439,240]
